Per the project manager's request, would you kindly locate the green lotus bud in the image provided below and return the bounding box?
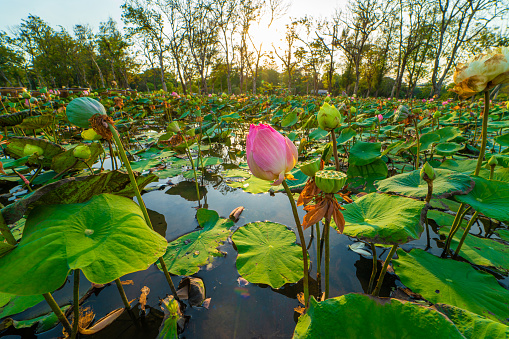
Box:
[73,145,92,159]
[324,96,331,103]
[22,92,31,99]
[420,162,435,181]
[317,102,342,131]
[300,158,321,177]
[315,170,348,194]
[433,111,441,119]
[23,144,44,157]
[488,156,498,167]
[167,121,180,133]
[66,97,106,128]
[350,106,357,114]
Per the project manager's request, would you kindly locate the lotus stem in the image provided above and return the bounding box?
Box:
[114,278,131,309]
[413,117,420,170]
[424,179,433,249]
[372,244,398,297]
[453,211,479,259]
[43,292,73,335]
[108,123,179,300]
[0,211,16,245]
[315,222,321,292]
[331,130,340,171]
[367,243,377,294]
[324,218,330,299]
[158,258,180,301]
[184,143,201,203]
[474,91,489,176]
[71,270,80,339]
[442,203,471,257]
[282,180,309,308]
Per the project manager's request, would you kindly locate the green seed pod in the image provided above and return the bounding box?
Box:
[317,102,342,131]
[23,144,44,157]
[300,158,321,177]
[66,97,106,128]
[488,156,498,167]
[167,121,180,133]
[420,162,435,181]
[315,170,347,194]
[73,145,92,159]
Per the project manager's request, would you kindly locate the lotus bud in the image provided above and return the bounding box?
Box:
[324,96,331,103]
[317,102,342,131]
[23,144,44,157]
[300,158,321,177]
[420,162,435,181]
[66,97,107,128]
[168,121,180,133]
[488,156,498,167]
[433,111,441,119]
[314,170,347,194]
[73,145,92,159]
[350,106,357,114]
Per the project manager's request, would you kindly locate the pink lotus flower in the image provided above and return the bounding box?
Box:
[377,114,383,122]
[246,123,298,186]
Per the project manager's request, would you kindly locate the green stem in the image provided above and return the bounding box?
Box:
[282,180,309,308]
[71,270,80,339]
[443,204,470,256]
[413,117,421,170]
[453,211,479,259]
[43,292,73,335]
[331,130,340,171]
[424,179,433,249]
[184,143,201,202]
[367,243,377,294]
[474,91,489,176]
[315,223,321,290]
[0,211,16,245]
[159,258,180,301]
[324,218,330,299]
[28,165,43,184]
[372,244,398,297]
[114,278,131,309]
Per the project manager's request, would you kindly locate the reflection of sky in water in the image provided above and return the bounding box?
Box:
[234,287,251,299]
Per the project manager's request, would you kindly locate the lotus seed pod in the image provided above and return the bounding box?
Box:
[66,97,106,128]
[420,162,435,181]
[315,170,347,194]
[433,111,441,119]
[73,145,92,159]
[488,156,498,167]
[23,144,44,157]
[167,121,180,133]
[300,158,321,177]
[317,102,342,131]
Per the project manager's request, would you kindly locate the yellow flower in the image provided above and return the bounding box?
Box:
[450,47,509,99]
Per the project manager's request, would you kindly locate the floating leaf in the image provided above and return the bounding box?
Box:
[293,294,463,338]
[0,194,167,295]
[339,193,426,245]
[435,142,463,156]
[159,209,232,276]
[393,249,509,324]
[348,141,381,166]
[0,293,44,318]
[232,221,306,288]
[336,127,356,145]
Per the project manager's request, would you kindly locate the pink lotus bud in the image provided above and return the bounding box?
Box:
[171,92,178,97]
[442,101,448,106]
[246,123,298,186]
[377,114,383,122]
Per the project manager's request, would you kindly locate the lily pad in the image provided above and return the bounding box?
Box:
[0,293,44,318]
[339,193,426,245]
[159,209,233,276]
[348,141,381,166]
[495,133,509,147]
[435,142,463,156]
[4,136,65,168]
[435,303,509,339]
[0,194,167,295]
[419,132,440,151]
[336,127,356,145]
[0,111,30,127]
[347,158,388,190]
[439,159,478,174]
[375,168,473,199]
[393,249,509,324]
[232,221,305,288]
[281,111,298,127]
[15,115,53,130]
[455,176,509,222]
[293,293,463,338]
[435,127,462,143]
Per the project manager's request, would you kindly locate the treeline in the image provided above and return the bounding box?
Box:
[0,0,508,98]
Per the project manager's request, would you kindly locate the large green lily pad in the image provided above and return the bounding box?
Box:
[15,115,53,130]
[339,193,426,245]
[0,194,167,295]
[348,141,381,166]
[232,221,305,288]
[159,209,233,276]
[439,159,478,174]
[293,293,463,338]
[455,176,509,222]
[435,126,462,143]
[439,226,509,272]
[375,168,473,199]
[0,293,44,318]
[435,142,463,156]
[336,127,356,145]
[435,303,509,339]
[393,249,509,324]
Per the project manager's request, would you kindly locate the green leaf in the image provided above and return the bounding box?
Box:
[309,128,329,140]
[339,193,426,245]
[293,294,464,339]
[157,296,181,339]
[0,293,44,318]
[419,132,440,151]
[281,111,298,127]
[154,168,183,179]
[348,141,381,166]
[393,249,509,324]
[5,136,65,168]
[455,176,509,222]
[435,303,509,339]
[51,142,104,173]
[495,133,509,147]
[15,115,53,130]
[0,194,167,295]
[232,221,305,288]
[439,226,509,272]
[336,127,356,145]
[200,156,223,167]
[375,169,473,199]
[435,127,462,143]
[159,209,232,276]
[347,158,388,191]
[130,158,162,172]
[439,159,478,174]
[435,142,463,156]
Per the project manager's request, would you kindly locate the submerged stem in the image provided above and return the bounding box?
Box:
[367,243,377,294]
[372,244,398,297]
[115,278,131,309]
[71,270,80,339]
[43,292,72,335]
[282,180,309,308]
